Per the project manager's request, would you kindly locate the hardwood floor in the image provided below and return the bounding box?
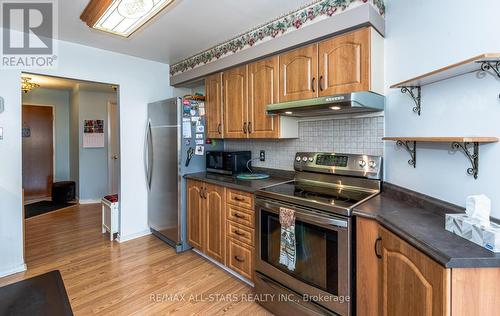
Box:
[0,204,271,315]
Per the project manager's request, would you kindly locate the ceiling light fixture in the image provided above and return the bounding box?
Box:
[285,111,293,115]
[80,0,175,37]
[21,77,40,94]
[330,106,341,110]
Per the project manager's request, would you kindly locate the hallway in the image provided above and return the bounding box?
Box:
[0,204,269,315]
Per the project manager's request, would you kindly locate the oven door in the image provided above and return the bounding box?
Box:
[255,197,351,316]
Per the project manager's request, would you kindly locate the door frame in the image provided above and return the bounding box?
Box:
[22,103,56,203]
[107,101,120,194]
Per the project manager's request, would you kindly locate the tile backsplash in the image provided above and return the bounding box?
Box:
[224,116,384,170]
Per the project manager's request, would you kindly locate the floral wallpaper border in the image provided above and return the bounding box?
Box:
[170,0,385,76]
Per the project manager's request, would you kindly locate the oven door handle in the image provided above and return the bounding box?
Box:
[256,198,348,229]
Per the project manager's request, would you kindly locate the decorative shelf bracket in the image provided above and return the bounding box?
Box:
[396,140,417,168]
[400,86,422,116]
[451,142,479,179]
[478,60,500,78]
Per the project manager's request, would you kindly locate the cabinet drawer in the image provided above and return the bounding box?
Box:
[227,189,254,209]
[227,204,254,228]
[227,221,254,246]
[227,238,254,280]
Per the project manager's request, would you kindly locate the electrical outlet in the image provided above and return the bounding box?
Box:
[259,150,265,161]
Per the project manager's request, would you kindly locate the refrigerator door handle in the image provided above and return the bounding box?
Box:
[144,119,153,190]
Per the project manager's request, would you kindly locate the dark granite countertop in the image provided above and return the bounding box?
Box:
[353,183,500,268]
[184,168,294,193]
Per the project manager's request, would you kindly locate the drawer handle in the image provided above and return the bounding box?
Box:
[234,255,245,262]
[233,196,245,202]
[233,230,245,236]
[233,213,245,219]
[374,236,382,259]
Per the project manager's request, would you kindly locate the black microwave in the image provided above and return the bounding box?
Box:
[206,151,251,175]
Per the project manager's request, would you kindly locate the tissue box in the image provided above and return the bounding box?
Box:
[445,214,500,253]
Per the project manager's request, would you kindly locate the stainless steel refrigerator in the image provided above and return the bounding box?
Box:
[145,97,222,252]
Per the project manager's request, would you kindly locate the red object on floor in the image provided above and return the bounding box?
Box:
[104,194,118,203]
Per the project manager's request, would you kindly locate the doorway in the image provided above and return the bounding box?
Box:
[22,105,54,202]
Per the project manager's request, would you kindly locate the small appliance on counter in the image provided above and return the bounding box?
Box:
[206,151,251,175]
[145,97,222,253]
[254,152,383,316]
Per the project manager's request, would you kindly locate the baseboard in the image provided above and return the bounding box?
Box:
[0,263,27,278]
[117,228,151,243]
[192,248,254,287]
[78,199,102,204]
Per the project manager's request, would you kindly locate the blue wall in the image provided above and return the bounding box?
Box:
[76,89,117,201]
[384,0,500,218]
[22,88,71,182]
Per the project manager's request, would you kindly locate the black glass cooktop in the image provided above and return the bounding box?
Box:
[260,180,375,210]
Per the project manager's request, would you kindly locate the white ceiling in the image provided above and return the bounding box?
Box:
[60,0,313,65]
[23,73,117,92]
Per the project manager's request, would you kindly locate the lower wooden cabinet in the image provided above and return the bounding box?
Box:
[187,179,255,281]
[226,238,254,280]
[356,217,500,316]
[187,180,225,264]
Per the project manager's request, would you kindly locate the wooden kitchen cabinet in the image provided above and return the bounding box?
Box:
[223,65,248,138]
[247,56,280,138]
[205,72,224,138]
[356,217,500,316]
[187,180,204,250]
[186,180,226,264]
[319,27,384,95]
[279,43,318,102]
[204,184,226,263]
[379,226,450,316]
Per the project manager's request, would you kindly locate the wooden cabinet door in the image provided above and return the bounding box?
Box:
[319,27,370,95]
[204,184,226,264]
[356,217,381,316]
[223,66,248,138]
[279,44,318,102]
[380,226,450,316]
[187,180,204,250]
[205,73,223,138]
[248,56,280,138]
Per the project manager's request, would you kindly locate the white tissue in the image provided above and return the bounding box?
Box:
[465,194,491,225]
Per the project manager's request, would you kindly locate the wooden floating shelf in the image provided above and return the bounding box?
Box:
[383,137,499,143]
[390,53,500,116]
[390,53,500,88]
[383,136,499,179]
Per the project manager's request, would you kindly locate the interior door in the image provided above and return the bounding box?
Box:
[279,44,318,102]
[248,56,280,138]
[205,73,223,138]
[204,184,225,264]
[223,66,248,138]
[319,27,370,95]
[22,105,54,201]
[107,102,119,194]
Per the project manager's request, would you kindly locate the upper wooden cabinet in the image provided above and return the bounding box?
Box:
[223,66,248,139]
[319,27,371,95]
[248,56,280,138]
[279,44,318,102]
[205,73,223,138]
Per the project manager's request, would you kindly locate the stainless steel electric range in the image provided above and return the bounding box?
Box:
[254,152,382,316]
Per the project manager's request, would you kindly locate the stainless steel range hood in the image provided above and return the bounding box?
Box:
[266,92,385,117]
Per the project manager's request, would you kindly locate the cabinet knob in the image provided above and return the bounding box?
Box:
[233,196,245,202]
[234,213,245,219]
[243,122,248,134]
[217,123,222,134]
[312,77,316,93]
[234,255,245,262]
[248,122,252,134]
[319,75,324,91]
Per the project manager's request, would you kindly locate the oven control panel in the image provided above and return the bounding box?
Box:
[294,152,382,179]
